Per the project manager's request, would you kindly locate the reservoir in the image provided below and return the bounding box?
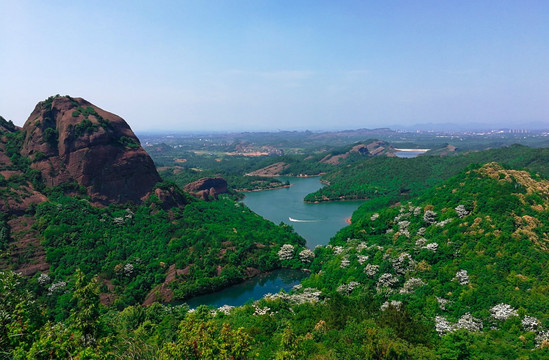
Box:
[242,176,364,248]
[182,177,363,308]
[184,269,307,308]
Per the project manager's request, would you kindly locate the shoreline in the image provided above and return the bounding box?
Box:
[235,184,292,192]
[304,197,368,204]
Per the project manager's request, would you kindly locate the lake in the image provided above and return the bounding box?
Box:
[394,150,429,158]
[182,176,363,308]
[242,176,364,248]
[184,269,307,309]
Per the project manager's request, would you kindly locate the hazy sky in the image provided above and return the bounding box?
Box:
[1,1,548,131]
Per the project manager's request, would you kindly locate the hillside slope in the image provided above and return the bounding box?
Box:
[305,145,549,208]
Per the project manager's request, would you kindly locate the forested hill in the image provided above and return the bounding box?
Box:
[297,162,549,357]
[305,145,549,210]
[2,160,548,358]
[0,96,307,316]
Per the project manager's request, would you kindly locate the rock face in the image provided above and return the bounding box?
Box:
[20,96,162,205]
[184,177,228,200]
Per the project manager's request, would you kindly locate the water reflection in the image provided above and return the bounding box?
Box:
[184,269,307,308]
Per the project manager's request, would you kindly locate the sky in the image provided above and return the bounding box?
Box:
[1,1,548,132]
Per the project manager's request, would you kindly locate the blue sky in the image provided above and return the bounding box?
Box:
[1,1,548,131]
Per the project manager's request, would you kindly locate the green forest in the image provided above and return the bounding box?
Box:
[2,114,549,359]
[3,161,549,359]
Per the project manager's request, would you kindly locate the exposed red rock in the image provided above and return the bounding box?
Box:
[0,133,48,215]
[20,96,162,205]
[246,161,289,176]
[2,217,49,276]
[184,177,228,200]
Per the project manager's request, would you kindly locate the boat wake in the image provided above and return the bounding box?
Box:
[288,217,321,223]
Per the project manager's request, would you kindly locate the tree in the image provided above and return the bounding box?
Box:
[70,269,101,346]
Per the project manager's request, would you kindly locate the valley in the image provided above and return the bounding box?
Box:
[1,96,549,358]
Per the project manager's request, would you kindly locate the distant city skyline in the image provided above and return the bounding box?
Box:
[1,1,548,132]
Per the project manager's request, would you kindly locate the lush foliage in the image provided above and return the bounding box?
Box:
[306,145,549,208]
[34,195,305,310]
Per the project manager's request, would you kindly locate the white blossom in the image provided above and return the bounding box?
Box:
[490,303,518,321]
[398,220,410,231]
[123,263,134,276]
[381,300,402,311]
[399,278,426,294]
[265,287,322,304]
[435,218,453,227]
[423,242,439,253]
[357,255,369,265]
[413,207,422,216]
[377,273,399,290]
[47,281,67,296]
[436,297,450,311]
[125,208,134,219]
[364,264,379,277]
[356,242,368,252]
[423,210,437,224]
[435,316,453,336]
[370,213,379,221]
[337,281,360,295]
[278,244,295,260]
[415,237,427,247]
[435,313,483,336]
[217,305,234,315]
[522,315,540,332]
[535,330,549,348]
[417,227,426,236]
[455,313,483,332]
[392,253,416,275]
[333,246,344,255]
[454,270,469,285]
[340,257,350,268]
[37,273,51,286]
[299,249,315,263]
[398,220,411,238]
[455,205,469,218]
[253,304,271,316]
[113,217,125,225]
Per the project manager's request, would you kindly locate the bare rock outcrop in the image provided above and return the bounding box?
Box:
[20,96,162,205]
[184,177,228,200]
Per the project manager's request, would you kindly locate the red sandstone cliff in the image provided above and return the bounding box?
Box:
[183,177,228,200]
[20,96,162,205]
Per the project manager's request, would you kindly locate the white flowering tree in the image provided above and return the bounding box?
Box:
[455,204,469,218]
[423,210,437,224]
[299,249,315,263]
[454,270,469,285]
[490,303,518,321]
[364,264,379,277]
[278,244,295,261]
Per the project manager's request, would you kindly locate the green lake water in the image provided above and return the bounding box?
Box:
[242,176,364,248]
[184,176,363,308]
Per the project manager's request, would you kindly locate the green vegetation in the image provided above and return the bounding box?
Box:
[3,162,549,358]
[118,136,140,148]
[2,118,549,358]
[34,194,305,309]
[69,103,113,138]
[42,127,58,147]
[0,115,17,132]
[2,158,549,358]
[306,145,549,209]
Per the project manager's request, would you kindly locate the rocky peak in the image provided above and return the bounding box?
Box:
[20,95,162,205]
[184,177,228,200]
